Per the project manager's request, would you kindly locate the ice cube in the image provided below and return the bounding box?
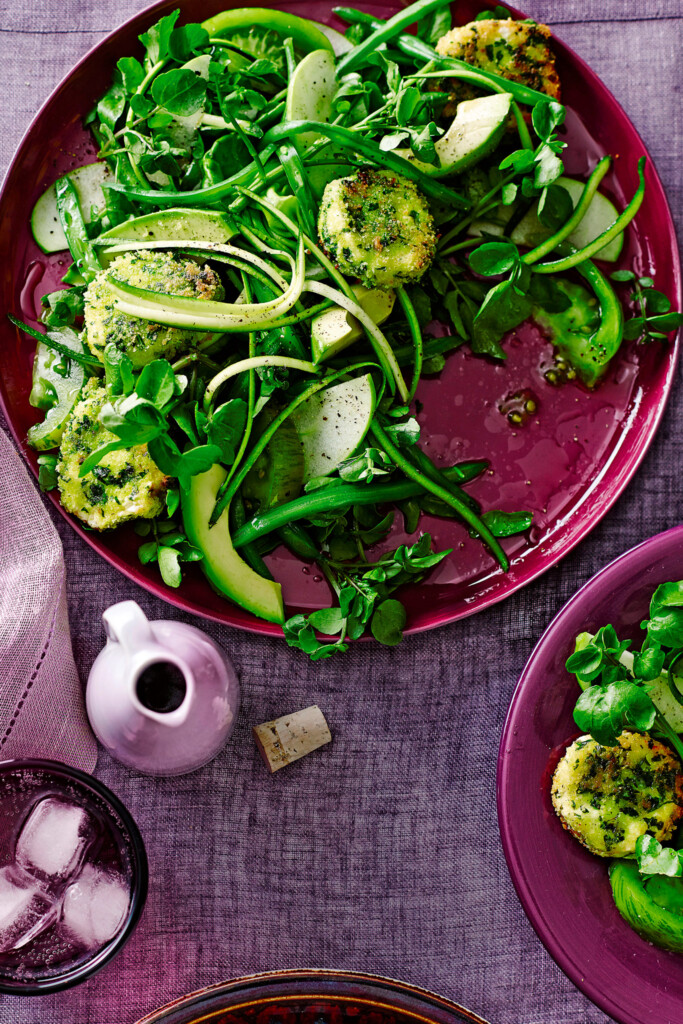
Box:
[61,865,130,951]
[15,797,94,883]
[0,866,59,953]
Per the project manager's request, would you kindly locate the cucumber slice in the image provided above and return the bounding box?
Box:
[470,177,624,262]
[309,21,354,56]
[311,285,395,363]
[285,49,337,152]
[31,163,112,254]
[181,464,284,623]
[290,374,376,481]
[393,93,512,178]
[99,208,236,245]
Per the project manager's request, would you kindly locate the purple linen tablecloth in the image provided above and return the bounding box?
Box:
[0,2,682,1022]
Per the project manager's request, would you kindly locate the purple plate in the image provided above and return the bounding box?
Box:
[133,968,489,1024]
[497,526,683,1024]
[0,0,679,637]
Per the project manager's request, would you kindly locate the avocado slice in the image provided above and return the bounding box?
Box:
[610,860,683,952]
[181,464,284,623]
[311,285,395,363]
[393,93,512,178]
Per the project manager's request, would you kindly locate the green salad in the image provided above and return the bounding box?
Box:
[553,582,683,953]
[14,0,682,657]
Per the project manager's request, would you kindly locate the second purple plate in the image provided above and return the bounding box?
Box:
[498,526,683,1024]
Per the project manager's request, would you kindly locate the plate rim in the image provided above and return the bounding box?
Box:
[496,523,683,1024]
[132,967,491,1024]
[0,0,680,639]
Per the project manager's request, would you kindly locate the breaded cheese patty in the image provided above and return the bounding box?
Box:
[84,250,223,368]
[436,18,561,101]
[57,378,167,530]
[551,732,683,858]
[318,169,437,289]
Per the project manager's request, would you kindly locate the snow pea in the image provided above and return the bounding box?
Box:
[55,178,101,283]
[201,9,333,55]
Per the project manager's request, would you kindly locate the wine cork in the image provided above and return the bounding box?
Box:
[252,705,332,773]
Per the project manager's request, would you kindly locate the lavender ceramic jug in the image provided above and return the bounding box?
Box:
[86,601,240,776]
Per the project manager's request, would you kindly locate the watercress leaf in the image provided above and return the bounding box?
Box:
[158,545,182,588]
[307,607,345,635]
[566,644,603,679]
[501,182,518,205]
[636,835,683,877]
[538,183,573,230]
[611,269,636,282]
[165,486,180,517]
[469,241,520,277]
[208,398,247,465]
[172,405,200,447]
[481,509,532,537]
[417,4,451,45]
[151,68,207,116]
[635,645,665,681]
[499,149,536,174]
[303,476,346,494]
[644,289,672,315]
[97,82,126,131]
[443,291,468,340]
[532,99,565,141]
[137,540,159,565]
[176,444,223,481]
[41,287,84,328]
[623,316,646,341]
[168,23,209,62]
[379,132,410,152]
[139,10,179,68]
[647,581,683,647]
[638,276,655,288]
[384,417,420,448]
[396,86,420,127]
[339,448,393,483]
[37,454,59,492]
[471,280,532,359]
[103,344,135,397]
[135,359,176,408]
[371,598,407,646]
[534,144,564,188]
[129,93,155,119]
[574,679,657,745]
[646,312,683,332]
[117,56,144,96]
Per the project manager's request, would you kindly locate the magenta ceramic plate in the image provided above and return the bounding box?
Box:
[0,1,679,637]
[133,968,489,1024]
[498,526,683,1024]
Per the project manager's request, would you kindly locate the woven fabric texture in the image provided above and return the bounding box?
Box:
[0,429,97,771]
[0,1,682,1023]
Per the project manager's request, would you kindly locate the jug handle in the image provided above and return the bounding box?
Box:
[102,601,154,656]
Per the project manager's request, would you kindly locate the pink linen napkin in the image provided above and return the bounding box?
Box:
[0,428,97,772]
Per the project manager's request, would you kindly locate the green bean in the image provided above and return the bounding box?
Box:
[230,492,275,580]
[55,178,101,282]
[370,420,508,568]
[396,287,423,402]
[276,142,317,237]
[533,157,646,274]
[522,156,611,265]
[232,460,488,548]
[335,0,452,75]
[264,121,470,207]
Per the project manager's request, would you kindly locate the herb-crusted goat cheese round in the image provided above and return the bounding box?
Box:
[83,250,223,368]
[318,169,437,289]
[57,378,168,530]
[436,18,561,99]
[551,732,683,858]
